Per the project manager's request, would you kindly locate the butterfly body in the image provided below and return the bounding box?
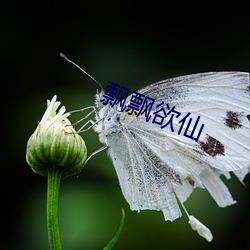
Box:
[94,94,124,144]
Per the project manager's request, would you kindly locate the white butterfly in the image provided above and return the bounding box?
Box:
[61,53,250,242]
[88,72,250,241]
[92,72,250,241]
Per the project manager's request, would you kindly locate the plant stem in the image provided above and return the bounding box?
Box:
[47,165,63,250]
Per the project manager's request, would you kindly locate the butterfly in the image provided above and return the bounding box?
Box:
[91,72,250,241]
[61,55,250,242]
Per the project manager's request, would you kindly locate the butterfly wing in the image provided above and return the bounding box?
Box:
[124,72,250,173]
[106,120,182,221]
[105,72,250,221]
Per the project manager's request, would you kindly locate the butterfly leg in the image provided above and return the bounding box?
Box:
[70,106,97,126]
[85,145,108,165]
[68,106,102,132]
[77,145,108,176]
[76,117,104,133]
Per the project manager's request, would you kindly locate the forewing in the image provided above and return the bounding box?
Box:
[105,72,249,221]
[124,72,250,173]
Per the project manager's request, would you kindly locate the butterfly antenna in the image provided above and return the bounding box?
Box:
[60,53,103,91]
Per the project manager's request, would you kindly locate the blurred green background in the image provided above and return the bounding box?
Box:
[2,1,250,250]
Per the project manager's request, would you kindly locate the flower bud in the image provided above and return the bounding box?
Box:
[26,95,87,178]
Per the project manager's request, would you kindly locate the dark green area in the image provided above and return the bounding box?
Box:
[3,2,250,250]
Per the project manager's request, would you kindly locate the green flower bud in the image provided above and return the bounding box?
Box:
[26,95,87,178]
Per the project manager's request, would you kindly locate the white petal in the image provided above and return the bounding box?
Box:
[188,215,213,242]
[40,95,71,125]
[41,95,58,123]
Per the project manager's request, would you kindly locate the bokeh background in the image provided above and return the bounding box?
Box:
[2,1,250,250]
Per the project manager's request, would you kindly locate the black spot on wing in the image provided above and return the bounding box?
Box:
[246,84,250,94]
[199,135,225,157]
[224,111,243,130]
[186,177,195,186]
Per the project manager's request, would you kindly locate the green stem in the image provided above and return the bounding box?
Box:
[47,165,63,250]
